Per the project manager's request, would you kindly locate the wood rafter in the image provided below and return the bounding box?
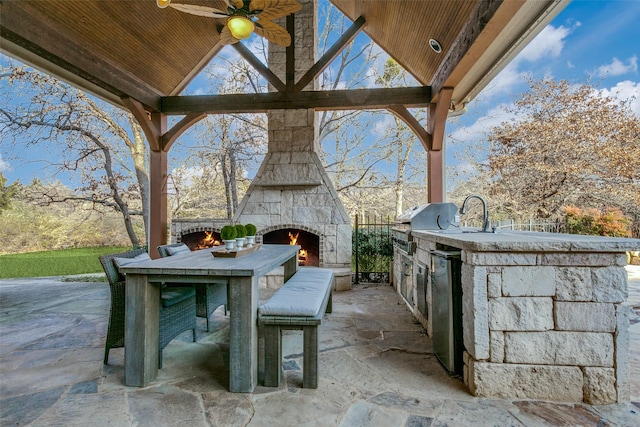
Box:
[161,112,207,151]
[428,87,453,151]
[430,0,502,95]
[233,43,286,92]
[387,105,431,151]
[294,16,366,92]
[160,86,431,115]
[286,14,296,91]
[122,97,205,152]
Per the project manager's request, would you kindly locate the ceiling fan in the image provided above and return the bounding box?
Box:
[156,0,302,47]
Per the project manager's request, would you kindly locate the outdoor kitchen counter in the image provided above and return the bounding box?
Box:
[407,229,639,405]
[412,228,640,253]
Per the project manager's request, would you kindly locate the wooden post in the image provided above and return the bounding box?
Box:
[148,149,168,258]
[427,150,444,203]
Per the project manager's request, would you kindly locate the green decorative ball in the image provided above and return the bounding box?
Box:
[245,223,257,236]
[220,225,237,241]
[234,224,247,238]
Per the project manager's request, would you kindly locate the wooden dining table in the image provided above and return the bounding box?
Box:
[117,244,299,392]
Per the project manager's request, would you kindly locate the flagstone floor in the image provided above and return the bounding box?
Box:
[0,267,639,426]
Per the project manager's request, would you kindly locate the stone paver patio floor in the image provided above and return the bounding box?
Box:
[0,267,639,426]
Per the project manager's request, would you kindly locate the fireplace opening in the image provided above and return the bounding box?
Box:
[180,231,222,250]
[263,228,319,266]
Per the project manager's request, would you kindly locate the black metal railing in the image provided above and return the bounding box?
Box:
[353,214,393,284]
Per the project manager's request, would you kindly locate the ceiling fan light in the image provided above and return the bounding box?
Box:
[227,15,255,40]
[156,0,171,8]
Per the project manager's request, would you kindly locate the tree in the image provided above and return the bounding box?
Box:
[0,173,19,213]
[170,45,268,219]
[0,64,149,247]
[482,77,640,232]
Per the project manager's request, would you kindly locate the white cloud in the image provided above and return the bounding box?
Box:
[448,103,519,145]
[372,114,394,137]
[600,80,640,118]
[594,56,638,78]
[475,24,572,102]
[0,154,10,173]
[516,25,571,63]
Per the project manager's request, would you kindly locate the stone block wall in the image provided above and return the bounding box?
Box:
[461,251,629,404]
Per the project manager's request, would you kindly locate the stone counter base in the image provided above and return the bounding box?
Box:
[460,252,630,405]
[466,360,618,404]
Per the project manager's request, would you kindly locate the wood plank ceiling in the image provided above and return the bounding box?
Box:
[330,0,479,87]
[0,0,566,112]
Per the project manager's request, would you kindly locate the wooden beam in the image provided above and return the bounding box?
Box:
[122,97,161,151]
[430,0,502,95]
[427,150,444,203]
[286,14,296,92]
[387,104,432,151]
[233,43,286,92]
[295,16,366,92]
[149,150,168,258]
[161,112,207,152]
[428,87,453,151]
[161,86,431,114]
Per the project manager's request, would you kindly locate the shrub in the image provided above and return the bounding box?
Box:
[220,225,237,241]
[562,206,632,237]
[234,224,247,238]
[245,223,257,236]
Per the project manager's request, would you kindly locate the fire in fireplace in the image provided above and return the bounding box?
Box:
[263,228,319,266]
[180,231,222,250]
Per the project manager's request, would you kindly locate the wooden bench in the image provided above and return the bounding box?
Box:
[258,267,334,389]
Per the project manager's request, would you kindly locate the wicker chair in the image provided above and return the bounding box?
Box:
[99,248,197,368]
[157,243,228,331]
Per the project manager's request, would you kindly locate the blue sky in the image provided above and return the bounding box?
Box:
[1,0,639,188]
[446,0,640,182]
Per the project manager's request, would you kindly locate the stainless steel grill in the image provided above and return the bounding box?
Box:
[392,203,458,255]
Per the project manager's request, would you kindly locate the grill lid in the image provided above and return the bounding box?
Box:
[396,203,458,230]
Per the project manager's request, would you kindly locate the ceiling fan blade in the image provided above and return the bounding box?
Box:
[250,0,302,21]
[254,19,291,47]
[169,3,229,18]
[230,0,244,9]
[220,25,241,45]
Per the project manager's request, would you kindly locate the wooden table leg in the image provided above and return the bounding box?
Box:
[228,275,259,392]
[282,254,298,282]
[125,273,160,387]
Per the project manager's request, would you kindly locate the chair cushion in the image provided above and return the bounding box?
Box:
[161,287,196,307]
[167,244,191,256]
[113,252,151,268]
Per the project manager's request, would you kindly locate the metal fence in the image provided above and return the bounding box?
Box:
[491,218,565,233]
[353,214,393,284]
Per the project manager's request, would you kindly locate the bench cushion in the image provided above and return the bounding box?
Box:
[167,244,191,256]
[161,287,196,307]
[258,268,333,317]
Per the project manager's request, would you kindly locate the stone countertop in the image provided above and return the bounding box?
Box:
[411,228,640,253]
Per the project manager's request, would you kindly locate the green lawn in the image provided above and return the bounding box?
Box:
[0,246,131,279]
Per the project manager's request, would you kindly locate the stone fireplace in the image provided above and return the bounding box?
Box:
[230,0,351,287]
[172,0,352,289]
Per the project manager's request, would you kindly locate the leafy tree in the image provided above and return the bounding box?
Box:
[0,173,19,213]
[563,205,632,238]
[0,64,149,247]
[453,77,640,235]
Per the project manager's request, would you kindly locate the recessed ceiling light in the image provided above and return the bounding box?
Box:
[429,39,442,54]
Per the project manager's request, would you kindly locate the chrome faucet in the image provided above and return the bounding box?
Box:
[460,195,493,232]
